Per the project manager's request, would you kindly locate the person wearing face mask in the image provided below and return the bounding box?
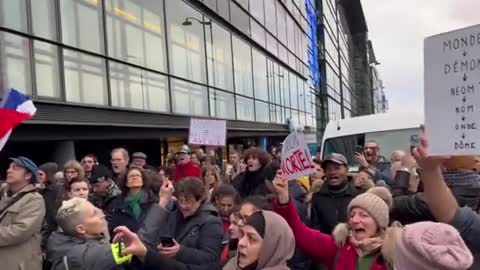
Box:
[46,198,131,270]
[138,178,223,269]
[273,170,392,270]
[174,145,202,182]
[310,153,360,234]
[106,167,157,237]
[232,147,273,198]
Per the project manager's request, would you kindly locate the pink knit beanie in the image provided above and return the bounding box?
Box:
[394,221,473,270]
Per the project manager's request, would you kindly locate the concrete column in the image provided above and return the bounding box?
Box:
[53,140,76,168]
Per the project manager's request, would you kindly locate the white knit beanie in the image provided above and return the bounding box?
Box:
[347,187,392,229]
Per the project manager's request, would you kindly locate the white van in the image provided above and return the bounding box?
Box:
[320,112,423,170]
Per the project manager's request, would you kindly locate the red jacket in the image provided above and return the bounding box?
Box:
[274,198,387,270]
[173,161,202,182]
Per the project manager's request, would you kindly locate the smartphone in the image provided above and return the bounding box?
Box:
[355,145,364,154]
[160,237,175,247]
[117,237,124,257]
[394,169,411,189]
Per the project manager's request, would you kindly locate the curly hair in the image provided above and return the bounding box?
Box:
[242,147,271,167]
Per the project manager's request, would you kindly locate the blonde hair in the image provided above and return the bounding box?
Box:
[64,160,85,179]
[57,198,87,236]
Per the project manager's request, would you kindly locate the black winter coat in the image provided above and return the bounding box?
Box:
[310,180,359,234]
[232,167,271,198]
[390,193,435,225]
[138,202,223,269]
[106,190,158,236]
[40,184,63,250]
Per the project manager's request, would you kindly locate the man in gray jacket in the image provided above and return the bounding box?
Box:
[47,198,131,270]
[414,134,480,268]
[0,156,45,270]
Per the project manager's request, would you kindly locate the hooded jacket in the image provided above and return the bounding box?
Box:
[139,202,223,267]
[173,162,202,182]
[0,183,46,270]
[274,198,387,270]
[223,210,295,270]
[46,231,124,270]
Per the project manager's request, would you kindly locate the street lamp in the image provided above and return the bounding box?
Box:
[182,17,212,26]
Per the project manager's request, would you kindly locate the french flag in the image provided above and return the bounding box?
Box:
[0,89,36,151]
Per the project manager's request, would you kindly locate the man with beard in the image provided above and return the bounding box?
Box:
[355,141,392,184]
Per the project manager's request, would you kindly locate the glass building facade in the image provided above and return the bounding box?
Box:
[0,0,317,130]
[319,0,355,123]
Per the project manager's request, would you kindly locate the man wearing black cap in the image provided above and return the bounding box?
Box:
[310,153,359,234]
[88,164,121,211]
[0,156,46,270]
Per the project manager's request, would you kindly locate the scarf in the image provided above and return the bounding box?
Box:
[126,190,144,220]
[443,170,480,187]
[349,236,384,257]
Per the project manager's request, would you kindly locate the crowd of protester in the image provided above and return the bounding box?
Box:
[1,135,480,270]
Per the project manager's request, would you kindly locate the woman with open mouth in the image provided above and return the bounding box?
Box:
[272,170,392,270]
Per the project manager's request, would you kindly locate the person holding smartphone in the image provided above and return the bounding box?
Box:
[138,178,223,269]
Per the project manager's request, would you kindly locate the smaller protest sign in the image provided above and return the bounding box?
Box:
[281,131,315,181]
[188,118,227,146]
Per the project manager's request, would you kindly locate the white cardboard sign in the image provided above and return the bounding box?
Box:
[188,118,227,146]
[281,132,315,180]
[424,24,480,156]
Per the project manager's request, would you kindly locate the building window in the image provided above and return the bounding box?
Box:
[234,0,249,11]
[264,0,276,35]
[252,49,268,101]
[171,78,208,116]
[289,73,298,109]
[251,19,265,48]
[106,0,167,72]
[232,35,253,97]
[276,105,283,124]
[210,89,235,119]
[31,0,57,40]
[64,49,108,105]
[202,0,217,11]
[0,32,31,95]
[230,2,250,36]
[166,0,207,84]
[217,0,230,21]
[266,33,278,57]
[255,100,269,122]
[276,3,287,46]
[280,67,290,108]
[0,0,27,32]
[286,14,295,52]
[236,95,254,121]
[298,80,306,111]
[34,41,61,98]
[109,62,169,112]
[60,0,105,53]
[206,22,234,91]
[250,0,264,25]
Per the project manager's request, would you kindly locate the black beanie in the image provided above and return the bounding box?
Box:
[245,211,266,238]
